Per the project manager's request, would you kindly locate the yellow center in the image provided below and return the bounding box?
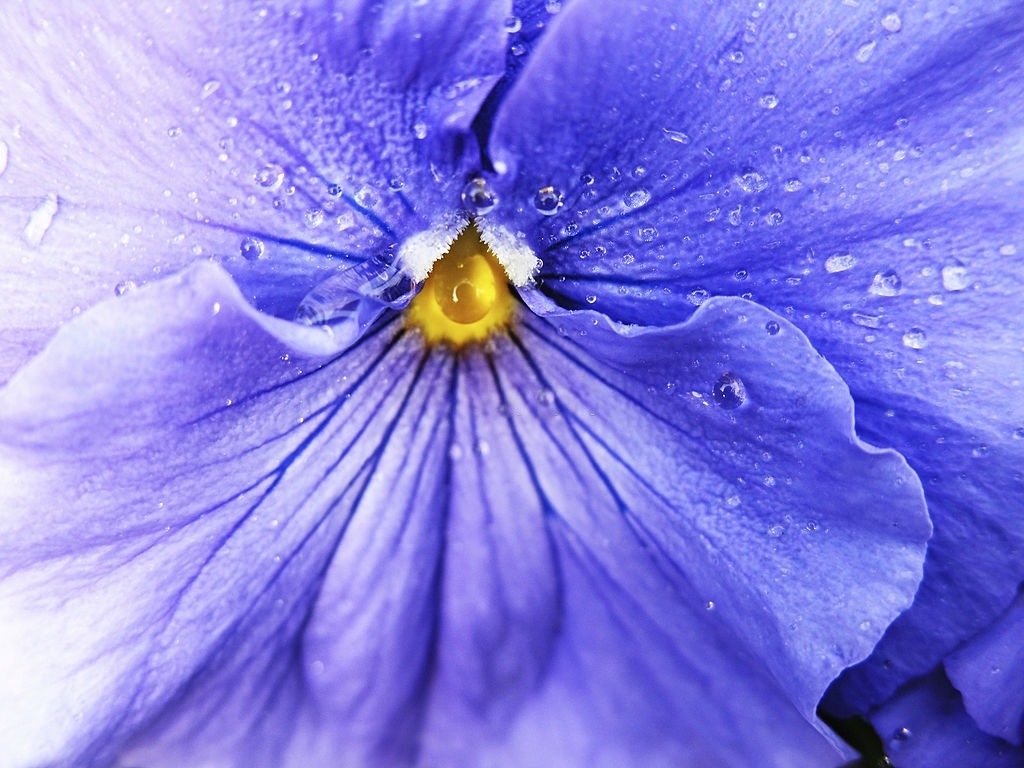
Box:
[405,222,516,348]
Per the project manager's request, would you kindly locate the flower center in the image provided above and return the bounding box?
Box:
[405,222,515,347]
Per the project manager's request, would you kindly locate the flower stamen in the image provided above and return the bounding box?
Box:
[405,221,515,347]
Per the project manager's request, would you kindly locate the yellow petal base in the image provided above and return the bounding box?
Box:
[405,222,516,348]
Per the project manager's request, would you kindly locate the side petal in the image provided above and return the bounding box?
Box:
[0,262,438,767]
[486,0,1024,712]
[0,0,509,381]
[869,669,1024,768]
[945,586,1024,746]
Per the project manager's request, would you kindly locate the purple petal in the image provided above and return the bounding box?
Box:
[0,262,438,767]
[0,0,509,382]
[869,669,1024,768]
[945,587,1024,746]
[486,0,1024,713]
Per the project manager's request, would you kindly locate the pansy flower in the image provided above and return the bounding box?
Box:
[0,1,1020,766]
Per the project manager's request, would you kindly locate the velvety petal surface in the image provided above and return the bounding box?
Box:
[869,670,1024,768]
[0,262,449,768]
[0,0,509,382]
[486,0,1024,712]
[416,297,929,766]
[945,586,1024,746]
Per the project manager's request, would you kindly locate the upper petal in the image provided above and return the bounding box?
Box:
[0,0,510,381]
[486,0,1024,713]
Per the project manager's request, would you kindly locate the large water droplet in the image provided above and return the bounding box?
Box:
[759,93,779,109]
[461,177,498,215]
[533,185,563,216]
[240,236,266,260]
[255,163,285,191]
[624,189,651,209]
[713,372,746,409]
[23,194,59,246]
[854,41,877,63]
[503,15,522,32]
[881,12,902,32]
[765,320,781,336]
[825,254,857,273]
[869,269,902,296]
[902,327,927,349]
[735,169,768,193]
[941,264,969,291]
[295,254,415,337]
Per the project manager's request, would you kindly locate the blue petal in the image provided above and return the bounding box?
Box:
[418,297,927,765]
[0,0,509,382]
[0,263,439,767]
[486,0,1024,713]
[945,587,1024,746]
[869,669,1024,768]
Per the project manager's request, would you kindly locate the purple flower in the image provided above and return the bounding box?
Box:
[0,1,1019,766]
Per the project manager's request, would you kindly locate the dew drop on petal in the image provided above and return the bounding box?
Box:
[533,185,563,216]
[869,269,902,296]
[304,208,325,228]
[413,120,429,139]
[765,320,781,335]
[881,12,902,32]
[902,327,928,349]
[585,294,597,304]
[23,194,59,246]
[503,15,522,32]
[759,93,779,109]
[635,225,659,243]
[255,163,285,190]
[736,169,768,193]
[1012,427,1024,440]
[240,236,266,260]
[663,128,691,144]
[941,264,969,291]
[713,372,746,410]
[624,189,651,208]
[768,522,785,537]
[855,41,877,63]
[167,126,182,138]
[825,254,857,273]
[461,177,498,215]
[783,178,803,192]
[114,280,136,297]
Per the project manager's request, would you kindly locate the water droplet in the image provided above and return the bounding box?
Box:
[713,372,746,410]
[461,177,498,215]
[0,140,8,177]
[892,726,912,743]
[764,208,784,225]
[1012,427,1024,440]
[585,294,597,304]
[941,264,969,291]
[851,312,882,329]
[825,253,857,273]
[727,50,745,64]
[902,327,928,349]
[624,189,651,209]
[304,208,325,228]
[705,601,716,610]
[663,128,691,144]
[735,169,768,193]
[635,225,658,243]
[503,15,522,33]
[765,320,781,335]
[881,12,902,32]
[869,269,902,296]
[167,126,182,138]
[783,178,803,192]
[114,280,136,297]
[999,243,1017,256]
[240,236,266,260]
[759,93,779,109]
[201,79,221,98]
[255,163,285,191]
[854,41,877,63]
[545,0,562,13]
[413,120,429,140]
[687,289,709,306]
[23,194,59,246]
[768,523,785,537]
[533,185,563,216]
